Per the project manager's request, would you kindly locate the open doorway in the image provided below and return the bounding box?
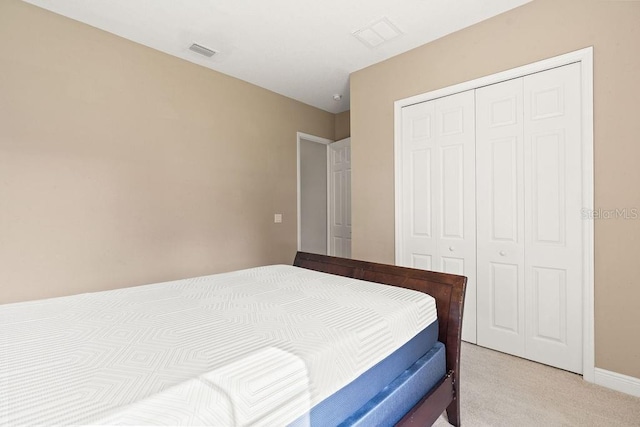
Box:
[297,133,331,255]
[297,133,351,257]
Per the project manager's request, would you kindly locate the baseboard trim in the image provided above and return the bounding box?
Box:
[594,368,640,397]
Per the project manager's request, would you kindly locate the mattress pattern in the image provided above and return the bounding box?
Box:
[0,265,437,426]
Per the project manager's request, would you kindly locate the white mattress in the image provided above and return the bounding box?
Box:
[0,264,437,426]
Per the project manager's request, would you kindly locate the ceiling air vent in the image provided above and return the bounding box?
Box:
[353,17,403,49]
[189,43,217,58]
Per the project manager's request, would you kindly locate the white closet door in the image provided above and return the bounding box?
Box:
[400,101,437,270]
[400,90,477,343]
[436,91,477,343]
[476,78,526,357]
[476,63,583,373]
[523,63,582,373]
[329,138,351,258]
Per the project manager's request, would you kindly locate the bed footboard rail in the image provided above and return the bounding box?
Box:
[293,251,466,426]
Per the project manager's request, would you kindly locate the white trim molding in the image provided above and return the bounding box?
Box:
[394,47,595,381]
[594,368,640,398]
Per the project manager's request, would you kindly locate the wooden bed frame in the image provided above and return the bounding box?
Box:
[293,251,467,427]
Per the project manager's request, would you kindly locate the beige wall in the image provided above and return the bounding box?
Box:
[334,110,351,140]
[351,0,640,378]
[0,0,334,303]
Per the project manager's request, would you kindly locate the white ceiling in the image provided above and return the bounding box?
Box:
[22,0,531,113]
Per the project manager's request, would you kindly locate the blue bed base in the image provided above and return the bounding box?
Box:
[289,320,445,427]
[339,342,446,427]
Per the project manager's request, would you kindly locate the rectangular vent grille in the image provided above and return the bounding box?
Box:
[189,43,217,57]
[353,17,403,49]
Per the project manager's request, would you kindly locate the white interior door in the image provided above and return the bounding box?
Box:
[400,91,477,343]
[476,63,583,373]
[476,77,526,357]
[400,101,437,270]
[436,91,477,343]
[523,63,583,373]
[329,138,351,258]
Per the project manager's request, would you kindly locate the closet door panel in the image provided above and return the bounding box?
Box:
[490,138,519,241]
[531,131,565,244]
[524,63,583,373]
[400,102,438,270]
[491,263,520,332]
[400,91,476,343]
[531,267,567,342]
[436,91,477,343]
[476,78,526,356]
[441,145,465,239]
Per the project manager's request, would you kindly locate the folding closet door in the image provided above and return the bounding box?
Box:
[476,78,526,357]
[400,100,437,271]
[399,62,584,372]
[399,90,477,343]
[523,63,583,373]
[476,63,583,373]
[436,92,477,343]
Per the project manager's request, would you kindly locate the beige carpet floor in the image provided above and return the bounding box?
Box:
[433,342,640,426]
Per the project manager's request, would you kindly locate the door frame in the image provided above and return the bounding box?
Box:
[393,47,595,381]
[296,132,333,253]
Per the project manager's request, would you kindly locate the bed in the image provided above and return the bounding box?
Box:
[293,252,466,426]
[0,252,466,426]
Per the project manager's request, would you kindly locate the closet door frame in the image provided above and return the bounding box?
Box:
[394,47,594,381]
